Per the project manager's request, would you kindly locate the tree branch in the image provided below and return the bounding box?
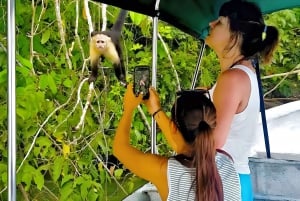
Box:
[18,184,30,201]
[101,4,107,31]
[29,0,37,75]
[158,33,181,91]
[262,64,300,79]
[54,0,72,69]
[264,64,300,97]
[75,0,86,61]
[74,80,94,130]
[84,0,94,34]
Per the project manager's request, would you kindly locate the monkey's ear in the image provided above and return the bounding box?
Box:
[91,31,98,37]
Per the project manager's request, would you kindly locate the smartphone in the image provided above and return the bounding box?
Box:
[133,66,150,99]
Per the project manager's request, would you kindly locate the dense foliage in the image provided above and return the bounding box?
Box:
[0,0,299,200]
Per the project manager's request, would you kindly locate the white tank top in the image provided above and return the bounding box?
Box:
[167,152,241,201]
[209,65,260,174]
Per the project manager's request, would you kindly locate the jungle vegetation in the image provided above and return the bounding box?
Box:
[0,0,299,200]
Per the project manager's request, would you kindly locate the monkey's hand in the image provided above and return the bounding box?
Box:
[113,63,126,85]
[88,62,99,83]
[88,74,97,83]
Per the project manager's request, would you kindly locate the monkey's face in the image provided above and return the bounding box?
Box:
[93,34,111,51]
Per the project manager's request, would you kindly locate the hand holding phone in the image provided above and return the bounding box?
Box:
[133,66,150,100]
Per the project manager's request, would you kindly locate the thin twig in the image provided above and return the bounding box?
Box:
[137,105,151,132]
[42,185,59,201]
[262,64,300,79]
[29,0,36,75]
[74,81,94,130]
[75,0,86,61]
[264,64,300,97]
[74,0,97,131]
[158,33,181,91]
[84,139,128,195]
[54,0,72,69]
[18,184,30,201]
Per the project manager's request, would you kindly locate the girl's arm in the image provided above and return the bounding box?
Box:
[144,88,190,154]
[112,84,168,197]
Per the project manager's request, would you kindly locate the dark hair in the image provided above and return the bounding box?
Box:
[219,1,279,64]
[171,90,223,201]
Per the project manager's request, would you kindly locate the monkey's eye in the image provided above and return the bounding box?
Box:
[97,40,105,44]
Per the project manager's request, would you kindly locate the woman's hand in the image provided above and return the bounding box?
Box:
[123,83,143,112]
[143,87,161,115]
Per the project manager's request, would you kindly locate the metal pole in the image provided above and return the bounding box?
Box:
[191,41,206,90]
[7,0,17,200]
[150,0,160,154]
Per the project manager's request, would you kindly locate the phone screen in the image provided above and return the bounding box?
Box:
[133,66,150,99]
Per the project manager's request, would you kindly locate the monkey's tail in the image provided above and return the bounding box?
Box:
[111,9,128,33]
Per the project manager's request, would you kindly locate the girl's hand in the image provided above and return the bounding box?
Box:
[143,87,161,115]
[123,83,143,112]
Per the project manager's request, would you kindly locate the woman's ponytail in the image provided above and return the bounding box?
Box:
[260,25,279,64]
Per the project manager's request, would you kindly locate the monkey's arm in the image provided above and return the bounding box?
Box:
[113,42,126,84]
[88,45,100,83]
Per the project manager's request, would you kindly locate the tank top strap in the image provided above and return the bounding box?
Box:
[232,65,256,80]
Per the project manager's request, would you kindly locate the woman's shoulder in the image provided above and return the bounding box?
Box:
[221,66,250,82]
[215,67,251,95]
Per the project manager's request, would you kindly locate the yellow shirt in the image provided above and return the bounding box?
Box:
[113,109,190,200]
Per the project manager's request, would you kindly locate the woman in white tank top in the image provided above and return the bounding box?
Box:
[204,1,280,200]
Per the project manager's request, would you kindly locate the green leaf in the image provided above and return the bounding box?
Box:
[39,74,48,90]
[63,78,73,88]
[0,69,7,84]
[33,170,44,190]
[126,180,135,192]
[87,189,99,201]
[80,181,90,199]
[74,176,85,185]
[16,55,33,70]
[21,164,36,191]
[53,156,64,182]
[17,108,29,120]
[36,136,52,147]
[130,43,143,51]
[129,12,145,25]
[41,29,51,44]
[0,163,7,184]
[22,173,32,191]
[114,169,123,179]
[60,181,73,201]
[47,74,57,94]
[61,174,74,187]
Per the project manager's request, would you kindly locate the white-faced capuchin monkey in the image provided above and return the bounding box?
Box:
[89,9,128,86]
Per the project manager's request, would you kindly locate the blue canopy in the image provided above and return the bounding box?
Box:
[92,0,300,39]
